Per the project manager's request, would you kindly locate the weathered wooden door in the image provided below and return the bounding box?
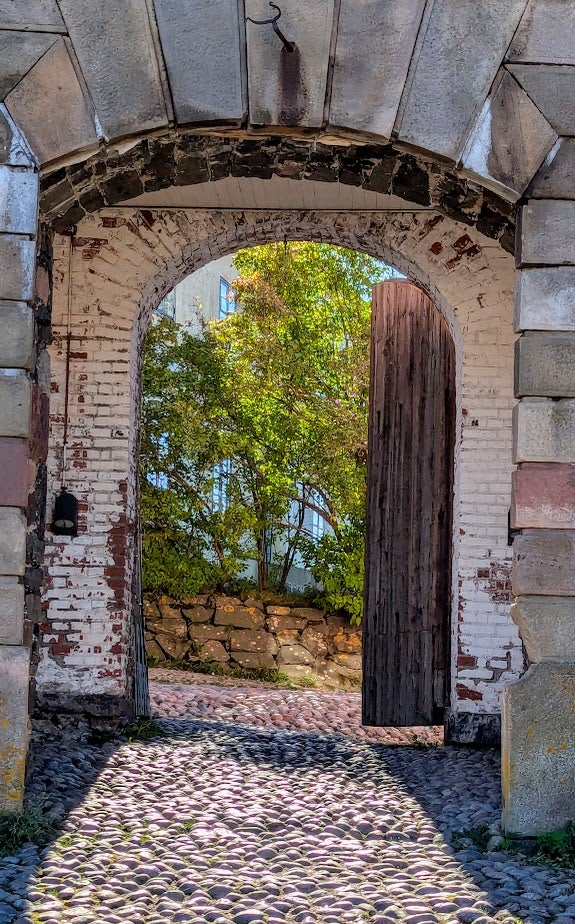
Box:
[362,281,455,726]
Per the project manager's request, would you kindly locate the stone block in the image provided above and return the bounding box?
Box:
[246,0,334,127]
[0,577,24,644]
[444,711,500,747]
[154,0,245,124]
[266,605,291,616]
[333,652,362,671]
[243,597,265,611]
[502,662,575,835]
[0,2,65,30]
[0,371,31,438]
[0,508,25,576]
[277,644,314,667]
[158,601,181,619]
[182,605,212,623]
[329,0,425,138]
[155,633,189,660]
[512,464,575,530]
[508,1,575,65]
[231,652,275,671]
[513,530,575,597]
[332,630,361,654]
[199,640,229,664]
[146,639,164,661]
[528,139,575,200]
[395,0,526,160]
[0,438,29,508]
[215,606,264,629]
[266,614,306,632]
[146,617,187,639]
[230,630,277,654]
[515,332,575,397]
[511,595,575,663]
[0,31,58,100]
[0,236,35,301]
[513,398,575,463]
[515,268,575,332]
[301,627,328,659]
[517,200,575,267]
[0,645,30,809]
[189,625,227,642]
[461,70,556,199]
[5,40,98,165]
[275,629,299,646]
[291,607,325,622]
[58,1,167,139]
[508,64,575,137]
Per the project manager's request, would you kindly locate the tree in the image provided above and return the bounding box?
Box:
[140,242,393,619]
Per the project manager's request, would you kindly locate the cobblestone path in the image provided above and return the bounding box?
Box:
[2,673,574,924]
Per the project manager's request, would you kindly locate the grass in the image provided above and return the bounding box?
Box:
[535,821,575,867]
[0,798,59,857]
[148,657,317,689]
[123,717,167,741]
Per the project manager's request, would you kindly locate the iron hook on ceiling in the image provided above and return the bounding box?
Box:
[246,2,295,53]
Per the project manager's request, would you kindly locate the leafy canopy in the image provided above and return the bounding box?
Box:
[140,242,392,620]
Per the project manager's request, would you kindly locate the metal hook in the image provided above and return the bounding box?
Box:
[246,2,295,53]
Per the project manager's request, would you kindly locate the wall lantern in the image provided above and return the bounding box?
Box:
[52,230,79,539]
[52,488,78,537]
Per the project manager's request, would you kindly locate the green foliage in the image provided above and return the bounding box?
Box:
[0,798,58,856]
[536,821,575,866]
[123,717,167,741]
[141,242,392,619]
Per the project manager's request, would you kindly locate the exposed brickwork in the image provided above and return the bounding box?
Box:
[39,132,515,252]
[39,204,520,721]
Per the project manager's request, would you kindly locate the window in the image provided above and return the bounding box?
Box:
[309,489,326,541]
[156,290,176,319]
[212,459,232,511]
[219,278,236,319]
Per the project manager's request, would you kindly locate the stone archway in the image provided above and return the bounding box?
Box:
[38,202,518,755]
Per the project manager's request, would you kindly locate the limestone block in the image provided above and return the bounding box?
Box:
[511,595,575,663]
[529,139,575,200]
[232,652,276,670]
[0,303,34,369]
[182,605,212,624]
[277,644,314,667]
[58,1,168,139]
[0,236,35,301]
[155,633,189,660]
[157,601,181,618]
[461,70,556,200]
[199,640,229,664]
[146,639,164,661]
[243,597,265,611]
[266,605,291,616]
[515,268,575,332]
[513,398,575,463]
[0,371,30,440]
[146,617,187,639]
[515,332,575,397]
[332,631,361,655]
[5,41,98,165]
[154,0,245,124]
[275,629,299,646]
[508,0,575,65]
[329,0,425,138]
[518,200,575,267]
[0,31,59,100]
[0,508,25,577]
[246,0,334,127]
[0,577,24,644]
[0,438,29,508]
[301,627,328,659]
[0,1,65,30]
[0,645,29,810]
[507,64,575,137]
[230,630,278,655]
[394,0,526,159]
[502,662,575,835]
[215,606,264,629]
[512,530,575,597]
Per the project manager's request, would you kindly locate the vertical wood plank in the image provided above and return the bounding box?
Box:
[362,281,455,726]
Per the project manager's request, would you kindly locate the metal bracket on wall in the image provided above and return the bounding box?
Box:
[246,2,295,53]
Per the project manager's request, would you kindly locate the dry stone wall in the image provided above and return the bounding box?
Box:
[144,593,362,689]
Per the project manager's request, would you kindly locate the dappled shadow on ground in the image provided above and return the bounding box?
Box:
[1,700,573,923]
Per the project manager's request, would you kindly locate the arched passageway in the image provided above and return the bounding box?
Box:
[0,0,572,836]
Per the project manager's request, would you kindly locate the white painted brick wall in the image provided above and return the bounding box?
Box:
[40,207,520,716]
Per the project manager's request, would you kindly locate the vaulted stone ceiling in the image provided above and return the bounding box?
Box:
[0,1,571,202]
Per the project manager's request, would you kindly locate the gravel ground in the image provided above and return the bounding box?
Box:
[1,674,574,924]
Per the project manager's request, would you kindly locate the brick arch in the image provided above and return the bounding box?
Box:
[40,131,515,252]
[41,203,518,746]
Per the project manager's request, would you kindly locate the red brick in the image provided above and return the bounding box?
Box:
[0,437,29,507]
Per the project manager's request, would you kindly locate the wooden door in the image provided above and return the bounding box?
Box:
[362,281,455,726]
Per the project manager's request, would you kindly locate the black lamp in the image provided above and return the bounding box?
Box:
[52,488,78,537]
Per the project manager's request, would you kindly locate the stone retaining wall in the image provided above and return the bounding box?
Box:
[144,594,362,688]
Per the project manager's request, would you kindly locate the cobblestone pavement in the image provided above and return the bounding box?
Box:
[2,673,575,924]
